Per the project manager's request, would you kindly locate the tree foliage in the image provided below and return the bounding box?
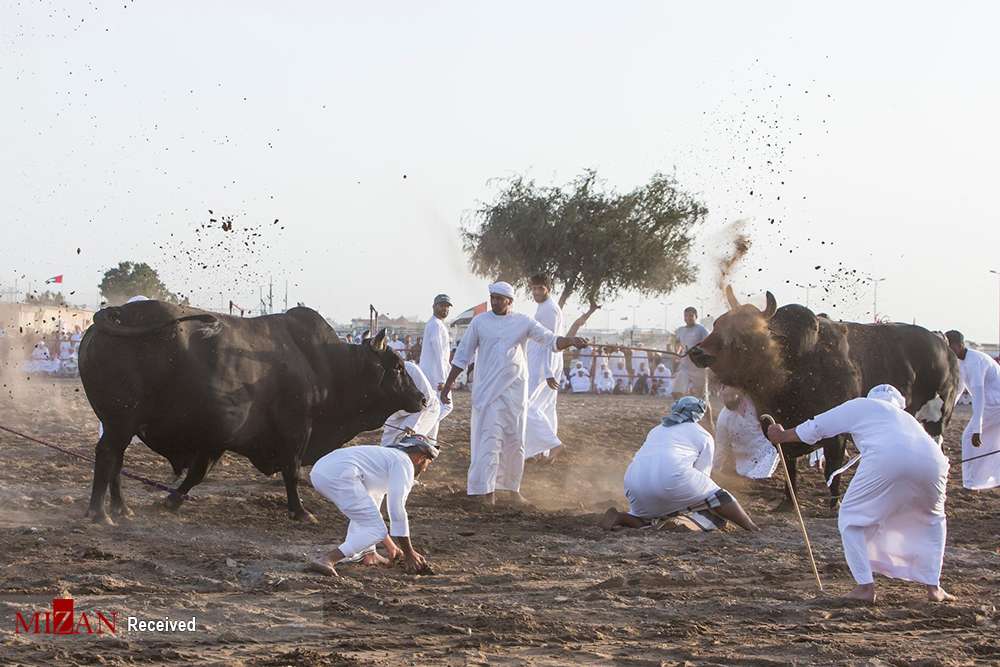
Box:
[25,290,67,306]
[99,261,187,306]
[462,169,707,334]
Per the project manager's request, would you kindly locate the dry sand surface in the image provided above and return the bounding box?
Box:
[1,378,998,666]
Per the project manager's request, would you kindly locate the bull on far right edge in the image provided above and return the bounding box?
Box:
[689,286,960,510]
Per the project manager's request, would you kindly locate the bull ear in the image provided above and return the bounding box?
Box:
[368,328,388,351]
[762,291,778,319]
[725,285,741,310]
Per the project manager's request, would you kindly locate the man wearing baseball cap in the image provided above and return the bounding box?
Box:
[419,293,454,441]
[440,281,588,506]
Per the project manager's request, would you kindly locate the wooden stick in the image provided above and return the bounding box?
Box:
[761,414,824,593]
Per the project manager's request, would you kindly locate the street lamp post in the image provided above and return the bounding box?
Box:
[866,276,886,323]
[793,282,816,309]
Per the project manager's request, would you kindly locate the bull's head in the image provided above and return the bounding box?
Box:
[360,329,426,414]
[688,286,787,393]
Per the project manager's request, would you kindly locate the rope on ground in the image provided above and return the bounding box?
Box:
[0,424,189,499]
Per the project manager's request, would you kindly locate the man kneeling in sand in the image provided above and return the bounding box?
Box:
[601,396,759,532]
[307,435,437,576]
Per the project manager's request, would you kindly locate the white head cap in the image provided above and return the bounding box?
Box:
[488,281,515,300]
[867,384,905,410]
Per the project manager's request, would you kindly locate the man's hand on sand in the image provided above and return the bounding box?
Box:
[402,550,430,574]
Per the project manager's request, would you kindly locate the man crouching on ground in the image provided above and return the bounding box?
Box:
[307,435,438,576]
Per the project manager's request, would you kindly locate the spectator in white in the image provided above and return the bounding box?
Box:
[307,435,438,577]
[388,333,406,358]
[439,281,587,506]
[524,274,565,462]
[31,341,51,361]
[613,359,630,386]
[58,334,74,360]
[596,367,615,394]
[403,335,414,360]
[577,345,594,373]
[381,361,441,446]
[570,368,592,393]
[714,386,778,479]
[767,385,952,603]
[419,294,453,441]
[673,306,710,401]
[946,330,1000,489]
[653,362,672,396]
[631,346,648,374]
[601,397,758,531]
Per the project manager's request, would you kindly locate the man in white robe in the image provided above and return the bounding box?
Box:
[307,437,437,576]
[440,281,587,506]
[388,334,406,358]
[419,294,453,441]
[595,367,615,394]
[601,396,758,531]
[524,275,565,461]
[714,387,778,479]
[381,361,441,446]
[570,368,591,393]
[947,330,1000,490]
[767,385,952,603]
[673,307,710,401]
[653,362,672,396]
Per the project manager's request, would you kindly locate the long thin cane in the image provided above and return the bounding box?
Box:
[761,414,824,592]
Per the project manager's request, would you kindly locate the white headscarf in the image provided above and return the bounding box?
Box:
[488,281,515,299]
[867,384,905,410]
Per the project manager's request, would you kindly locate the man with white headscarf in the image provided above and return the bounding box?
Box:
[767,384,952,603]
[946,330,1000,490]
[600,396,758,531]
[380,361,441,446]
[714,386,778,479]
[570,367,591,393]
[440,281,587,506]
[419,294,454,441]
[653,362,672,396]
[524,275,565,461]
[595,367,615,394]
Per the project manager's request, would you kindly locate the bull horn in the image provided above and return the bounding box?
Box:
[725,285,741,310]
[368,328,388,351]
[763,291,778,319]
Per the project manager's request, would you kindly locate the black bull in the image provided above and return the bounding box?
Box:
[79,301,425,524]
[688,290,960,508]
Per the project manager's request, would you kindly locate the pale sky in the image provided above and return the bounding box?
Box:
[2,1,998,342]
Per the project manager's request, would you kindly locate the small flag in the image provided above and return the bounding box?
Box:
[45,275,64,284]
[450,302,487,326]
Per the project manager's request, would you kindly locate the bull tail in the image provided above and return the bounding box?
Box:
[93,309,219,337]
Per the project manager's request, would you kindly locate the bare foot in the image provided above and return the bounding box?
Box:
[844,584,876,604]
[361,552,390,567]
[497,492,532,508]
[305,558,339,577]
[926,586,955,603]
[472,493,495,507]
[600,507,621,530]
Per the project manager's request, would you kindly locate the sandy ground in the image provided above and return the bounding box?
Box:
[0,378,998,666]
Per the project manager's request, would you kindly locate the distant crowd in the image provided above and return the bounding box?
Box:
[0,326,85,377]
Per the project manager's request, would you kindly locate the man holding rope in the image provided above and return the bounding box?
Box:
[946,330,1000,490]
[767,385,953,603]
[440,281,588,507]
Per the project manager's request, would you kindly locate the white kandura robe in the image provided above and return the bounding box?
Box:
[653,363,672,396]
[596,371,615,393]
[624,421,720,518]
[797,397,949,586]
[309,446,415,559]
[570,371,591,393]
[381,361,441,446]
[418,316,453,440]
[955,348,1000,490]
[715,401,778,479]
[452,311,559,495]
[524,297,564,459]
[673,324,710,398]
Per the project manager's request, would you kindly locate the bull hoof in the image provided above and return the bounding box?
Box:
[291,510,319,524]
[111,505,134,519]
[85,509,115,526]
[163,493,184,512]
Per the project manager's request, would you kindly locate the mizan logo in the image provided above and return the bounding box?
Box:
[15,598,117,635]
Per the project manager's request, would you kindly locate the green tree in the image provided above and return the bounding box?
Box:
[462,170,707,335]
[25,290,67,306]
[98,261,188,306]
